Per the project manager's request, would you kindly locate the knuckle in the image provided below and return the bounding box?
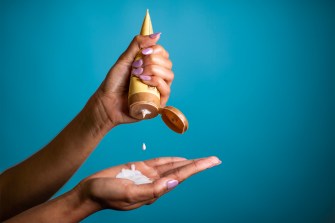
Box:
[145,65,155,74]
[135,36,146,48]
[154,44,169,57]
[149,77,159,87]
[154,44,163,51]
[154,78,164,89]
[165,85,171,95]
[134,35,141,43]
[169,70,175,81]
[146,55,156,64]
[152,65,161,74]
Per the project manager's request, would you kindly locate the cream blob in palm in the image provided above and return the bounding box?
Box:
[115,164,152,185]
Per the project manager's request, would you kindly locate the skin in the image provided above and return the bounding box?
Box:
[4,156,221,223]
[0,34,221,222]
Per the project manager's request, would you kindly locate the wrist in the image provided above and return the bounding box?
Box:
[3,186,102,223]
[66,185,102,222]
[79,91,116,137]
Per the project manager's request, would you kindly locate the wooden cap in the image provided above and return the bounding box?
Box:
[160,106,189,134]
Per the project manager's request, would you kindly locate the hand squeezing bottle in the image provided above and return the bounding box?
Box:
[128,10,188,134]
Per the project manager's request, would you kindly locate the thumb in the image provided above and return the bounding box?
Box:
[117,33,161,65]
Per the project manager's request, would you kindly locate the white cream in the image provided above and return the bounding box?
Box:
[141,109,151,118]
[116,164,152,185]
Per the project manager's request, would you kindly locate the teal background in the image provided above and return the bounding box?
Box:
[1,0,334,222]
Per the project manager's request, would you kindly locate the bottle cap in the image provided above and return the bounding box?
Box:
[160,106,189,134]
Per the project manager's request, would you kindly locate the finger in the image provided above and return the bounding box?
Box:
[87,160,152,179]
[150,44,169,58]
[132,44,170,69]
[142,55,172,70]
[145,198,157,205]
[85,166,125,179]
[117,33,161,66]
[95,158,187,180]
[164,156,221,183]
[144,157,187,167]
[127,179,167,202]
[155,159,203,176]
[130,156,221,201]
[123,197,157,210]
[123,161,163,179]
[139,76,170,107]
[141,65,174,83]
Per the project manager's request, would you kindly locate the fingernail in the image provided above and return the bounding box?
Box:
[212,157,222,166]
[132,59,143,68]
[131,67,143,76]
[167,180,179,190]
[139,75,151,81]
[149,32,162,39]
[142,48,153,55]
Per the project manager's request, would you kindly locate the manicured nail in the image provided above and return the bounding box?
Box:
[131,67,143,76]
[167,180,179,190]
[142,48,153,55]
[132,59,143,68]
[139,75,151,81]
[149,32,162,39]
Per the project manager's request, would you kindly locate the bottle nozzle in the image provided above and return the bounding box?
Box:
[141,109,151,119]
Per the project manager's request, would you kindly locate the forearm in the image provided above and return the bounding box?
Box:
[0,91,114,221]
[4,187,101,223]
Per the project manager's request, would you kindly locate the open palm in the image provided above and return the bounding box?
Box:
[79,156,221,211]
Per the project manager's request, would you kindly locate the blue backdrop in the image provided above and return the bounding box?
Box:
[1,0,334,222]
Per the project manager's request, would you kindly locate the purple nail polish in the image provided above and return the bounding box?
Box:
[131,67,143,76]
[167,180,179,190]
[149,32,161,39]
[142,48,153,55]
[132,59,143,68]
[139,75,151,81]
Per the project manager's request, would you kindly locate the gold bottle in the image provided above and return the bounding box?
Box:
[128,10,188,134]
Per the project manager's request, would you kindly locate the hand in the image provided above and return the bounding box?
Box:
[77,156,221,211]
[2,156,221,222]
[95,33,173,127]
